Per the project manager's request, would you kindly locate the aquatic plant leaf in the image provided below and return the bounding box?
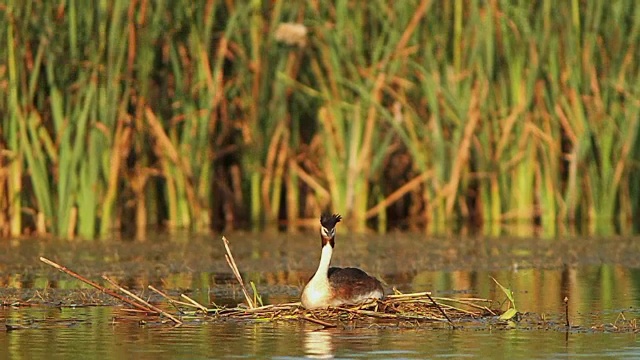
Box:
[491,277,516,306]
[250,281,263,307]
[499,308,518,321]
[491,277,518,321]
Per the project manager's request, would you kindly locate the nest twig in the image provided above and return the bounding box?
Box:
[192,292,495,329]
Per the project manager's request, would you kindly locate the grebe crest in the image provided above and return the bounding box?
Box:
[301,213,384,309]
[320,213,341,246]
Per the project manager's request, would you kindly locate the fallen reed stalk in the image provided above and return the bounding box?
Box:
[148,285,195,310]
[432,300,489,316]
[180,294,210,313]
[102,276,182,325]
[337,306,445,323]
[39,257,154,313]
[301,315,337,328]
[386,291,432,299]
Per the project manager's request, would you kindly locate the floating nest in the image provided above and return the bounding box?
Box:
[34,237,502,329]
[169,291,499,329]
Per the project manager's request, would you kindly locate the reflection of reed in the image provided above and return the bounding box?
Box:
[304,330,334,359]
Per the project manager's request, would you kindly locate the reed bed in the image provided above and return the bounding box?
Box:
[1,1,640,238]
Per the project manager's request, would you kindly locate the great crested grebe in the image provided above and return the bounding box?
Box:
[301,213,384,309]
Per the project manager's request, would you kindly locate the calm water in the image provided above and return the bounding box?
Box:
[1,232,640,358]
[1,307,638,359]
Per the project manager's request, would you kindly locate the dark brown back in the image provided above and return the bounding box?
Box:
[327,267,383,300]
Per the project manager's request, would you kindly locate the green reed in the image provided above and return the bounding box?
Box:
[1,0,639,238]
[150,0,224,232]
[296,0,433,232]
[4,1,24,236]
[229,0,294,230]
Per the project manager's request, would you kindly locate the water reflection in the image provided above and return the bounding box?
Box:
[304,330,334,359]
[1,309,638,360]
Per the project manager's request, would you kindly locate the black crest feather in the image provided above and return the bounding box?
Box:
[320,213,342,230]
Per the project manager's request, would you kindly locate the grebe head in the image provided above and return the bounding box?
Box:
[319,213,342,248]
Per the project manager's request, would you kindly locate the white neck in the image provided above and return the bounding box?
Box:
[313,243,333,279]
[301,242,335,309]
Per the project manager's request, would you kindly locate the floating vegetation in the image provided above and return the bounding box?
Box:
[492,276,519,321]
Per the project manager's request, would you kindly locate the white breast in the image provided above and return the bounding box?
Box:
[301,275,332,309]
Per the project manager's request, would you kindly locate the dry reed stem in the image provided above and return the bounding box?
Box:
[101,117,130,236]
[39,257,154,313]
[180,294,210,313]
[290,162,331,201]
[392,0,433,59]
[337,306,445,323]
[102,276,183,325]
[430,302,485,317]
[365,171,433,219]
[433,296,497,315]
[443,81,484,214]
[222,236,255,308]
[144,107,181,164]
[425,292,454,327]
[148,285,198,310]
[262,122,286,209]
[233,302,301,314]
[302,315,337,328]
[145,106,202,226]
[386,291,432,299]
[262,122,290,220]
[381,294,491,319]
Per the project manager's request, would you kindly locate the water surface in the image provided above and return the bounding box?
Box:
[1,232,639,358]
